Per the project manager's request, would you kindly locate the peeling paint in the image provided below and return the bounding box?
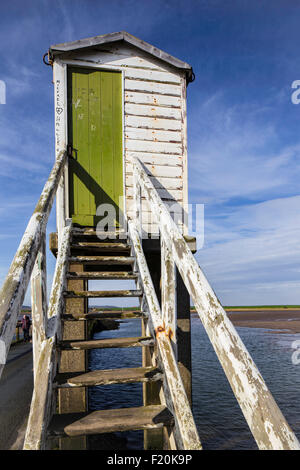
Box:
[132,157,300,450]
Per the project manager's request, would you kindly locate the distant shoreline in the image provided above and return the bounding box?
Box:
[192,305,300,311]
[191,308,300,334]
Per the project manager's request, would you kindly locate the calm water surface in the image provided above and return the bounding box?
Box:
[88,317,300,450]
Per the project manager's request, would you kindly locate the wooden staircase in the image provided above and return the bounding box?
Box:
[50,230,167,447]
[1,152,299,451]
[26,227,193,449]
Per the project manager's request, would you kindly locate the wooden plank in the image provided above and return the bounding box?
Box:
[126,115,181,131]
[72,227,125,237]
[64,289,143,298]
[60,336,154,350]
[126,212,183,230]
[68,255,134,265]
[125,103,181,119]
[48,405,174,437]
[125,79,181,96]
[126,152,182,167]
[126,162,182,177]
[124,68,181,84]
[126,175,182,190]
[125,91,181,108]
[125,127,182,143]
[125,139,182,155]
[126,187,182,201]
[67,271,138,280]
[62,311,143,320]
[55,366,163,388]
[70,242,130,252]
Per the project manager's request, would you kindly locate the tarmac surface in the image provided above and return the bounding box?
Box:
[0,342,33,450]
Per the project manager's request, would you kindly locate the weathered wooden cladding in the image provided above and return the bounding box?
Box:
[125,128,182,143]
[0,150,67,373]
[124,68,181,85]
[133,157,300,451]
[125,103,182,119]
[125,79,181,97]
[61,41,188,234]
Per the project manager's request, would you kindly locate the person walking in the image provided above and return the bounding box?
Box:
[21,314,31,342]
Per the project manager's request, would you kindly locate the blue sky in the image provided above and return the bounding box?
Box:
[1,0,300,306]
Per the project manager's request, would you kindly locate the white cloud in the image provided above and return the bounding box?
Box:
[188,92,300,203]
[196,196,300,305]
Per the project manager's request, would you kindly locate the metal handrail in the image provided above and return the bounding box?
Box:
[132,157,300,450]
[0,150,67,377]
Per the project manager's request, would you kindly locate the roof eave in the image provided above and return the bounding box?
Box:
[49,31,194,82]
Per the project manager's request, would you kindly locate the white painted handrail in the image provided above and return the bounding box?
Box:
[24,222,72,450]
[0,150,67,377]
[133,157,300,451]
[128,219,202,450]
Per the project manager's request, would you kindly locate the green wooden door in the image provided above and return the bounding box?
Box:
[68,67,123,227]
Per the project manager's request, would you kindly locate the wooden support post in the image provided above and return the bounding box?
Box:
[30,234,47,383]
[130,222,201,450]
[161,236,177,449]
[141,246,164,450]
[176,267,192,405]
[161,236,176,357]
[58,261,88,450]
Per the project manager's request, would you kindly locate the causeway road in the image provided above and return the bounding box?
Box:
[0,342,33,450]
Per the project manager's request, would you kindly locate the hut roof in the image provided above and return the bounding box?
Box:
[49,31,194,82]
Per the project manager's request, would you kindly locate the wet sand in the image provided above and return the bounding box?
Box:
[226,309,300,333]
[191,309,300,333]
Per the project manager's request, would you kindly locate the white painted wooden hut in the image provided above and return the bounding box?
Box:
[49,31,194,235]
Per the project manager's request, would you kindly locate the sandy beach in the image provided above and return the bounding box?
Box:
[226,309,300,333]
